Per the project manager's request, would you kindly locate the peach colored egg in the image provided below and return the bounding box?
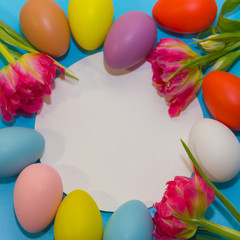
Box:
[13,163,63,233]
[20,0,70,57]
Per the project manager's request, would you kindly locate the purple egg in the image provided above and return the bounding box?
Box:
[103,11,157,69]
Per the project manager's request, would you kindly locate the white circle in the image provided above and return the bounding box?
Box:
[35,52,203,211]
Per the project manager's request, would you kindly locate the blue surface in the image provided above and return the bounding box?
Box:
[0,0,240,239]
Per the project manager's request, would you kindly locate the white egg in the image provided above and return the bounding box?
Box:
[188,118,240,182]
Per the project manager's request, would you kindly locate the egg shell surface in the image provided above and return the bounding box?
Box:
[68,0,114,51]
[103,11,157,69]
[0,127,45,177]
[13,163,63,233]
[188,118,240,182]
[103,200,153,240]
[20,0,70,57]
[202,71,240,130]
[54,190,103,240]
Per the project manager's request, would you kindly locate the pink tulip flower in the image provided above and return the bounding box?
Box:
[147,38,202,117]
[0,52,65,122]
[153,175,215,240]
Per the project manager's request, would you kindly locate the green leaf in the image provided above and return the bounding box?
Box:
[217,0,240,33]
[2,43,22,59]
[0,19,37,51]
[193,32,240,44]
[65,71,79,81]
[197,26,216,39]
[210,49,240,71]
[180,139,240,224]
[0,28,38,53]
[168,41,240,81]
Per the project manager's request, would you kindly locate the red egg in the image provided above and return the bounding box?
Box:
[152,0,217,34]
[203,71,240,130]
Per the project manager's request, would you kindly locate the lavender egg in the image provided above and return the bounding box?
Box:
[103,11,157,69]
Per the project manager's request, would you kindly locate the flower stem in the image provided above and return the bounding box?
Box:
[181,139,240,224]
[197,218,240,240]
[174,214,240,240]
[194,236,220,240]
[0,41,15,63]
[168,41,240,80]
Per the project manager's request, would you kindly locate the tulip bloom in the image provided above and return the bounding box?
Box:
[0,52,65,122]
[147,38,202,117]
[153,175,215,240]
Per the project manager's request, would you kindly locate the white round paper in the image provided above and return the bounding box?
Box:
[35,52,203,211]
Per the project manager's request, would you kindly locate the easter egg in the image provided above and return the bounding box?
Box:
[0,127,45,177]
[13,163,63,233]
[68,0,114,50]
[188,118,240,182]
[103,200,153,240]
[103,11,157,69]
[54,190,103,240]
[203,71,240,130]
[152,0,217,34]
[20,0,70,57]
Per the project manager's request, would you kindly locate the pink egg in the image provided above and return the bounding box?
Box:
[13,163,63,233]
[103,11,157,69]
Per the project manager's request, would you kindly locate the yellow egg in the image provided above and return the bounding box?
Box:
[54,190,103,240]
[68,0,114,50]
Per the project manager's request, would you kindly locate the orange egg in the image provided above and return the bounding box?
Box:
[20,0,70,57]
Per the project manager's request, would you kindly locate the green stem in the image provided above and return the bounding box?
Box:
[168,41,240,80]
[197,218,240,240]
[194,236,220,240]
[0,41,15,62]
[190,32,240,45]
[174,214,240,240]
[181,139,240,224]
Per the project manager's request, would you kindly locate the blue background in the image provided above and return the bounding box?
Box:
[0,0,240,239]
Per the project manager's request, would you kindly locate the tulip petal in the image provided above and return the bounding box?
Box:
[153,174,215,239]
[147,38,202,117]
[0,53,66,122]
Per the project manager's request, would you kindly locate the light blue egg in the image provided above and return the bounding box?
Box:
[0,127,45,177]
[103,200,153,240]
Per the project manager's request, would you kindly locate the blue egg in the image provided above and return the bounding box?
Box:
[103,200,153,240]
[0,127,45,177]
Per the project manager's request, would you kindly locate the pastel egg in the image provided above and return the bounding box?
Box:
[54,190,103,240]
[0,127,45,177]
[188,118,240,182]
[20,0,71,57]
[13,163,63,233]
[103,200,153,240]
[68,0,114,50]
[104,11,157,69]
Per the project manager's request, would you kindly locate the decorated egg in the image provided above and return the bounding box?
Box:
[68,0,114,50]
[103,200,153,240]
[20,0,70,57]
[0,127,45,177]
[104,11,157,69]
[54,190,103,240]
[13,163,63,233]
[203,71,240,130]
[188,118,240,182]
